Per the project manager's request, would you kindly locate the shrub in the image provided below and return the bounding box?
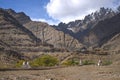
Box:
[30,55,59,67]
[102,60,112,66]
[82,60,95,65]
[15,60,25,68]
[62,59,79,66]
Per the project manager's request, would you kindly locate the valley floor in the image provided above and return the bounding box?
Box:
[0,64,120,80]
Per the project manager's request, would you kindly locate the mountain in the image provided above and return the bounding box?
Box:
[56,7,115,34]
[0,8,83,52]
[1,7,120,52]
[82,13,120,47]
[24,21,83,51]
[0,8,43,53]
[55,7,120,49]
[0,40,23,68]
[5,9,31,24]
[102,33,120,51]
[1,6,120,69]
[0,40,22,59]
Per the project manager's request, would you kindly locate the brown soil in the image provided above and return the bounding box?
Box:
[0,64,120,80]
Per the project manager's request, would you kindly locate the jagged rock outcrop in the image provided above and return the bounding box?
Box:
[24,21,83,51]
[55,7,119,48]
[56,7,116,34]
[82,13,120,47]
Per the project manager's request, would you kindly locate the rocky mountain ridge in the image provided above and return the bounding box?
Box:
[82,13,120,47]
[56,7,116,33]
[5,9,31,24]
[24,21,83,51]
[0,8,48,53]
[55,7,120,50]
[1,6,120,52]
[0,8,83,53]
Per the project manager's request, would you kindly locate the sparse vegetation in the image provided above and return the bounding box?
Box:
[82,60,95,65]
[30,55,59,67]
[62,59,79,66]
[15,60,25,68]
[102,60,112,66]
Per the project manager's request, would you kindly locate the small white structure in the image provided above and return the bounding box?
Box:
[79,59,82,66]
[45,78,53,80]
[26,62,31,68]
[45,79,51,80]
[22,61,31,69]
[22,61,25,65]
[97,60,102,66]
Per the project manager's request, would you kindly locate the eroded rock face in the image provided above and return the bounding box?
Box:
[0,40,23,67]
[24,21,83,51]
[82,13,120,47]
[0,8,42,52]
[0,8,83,52]
[1,7,120,52]
[55,7,117,48]
[102,33,120,51]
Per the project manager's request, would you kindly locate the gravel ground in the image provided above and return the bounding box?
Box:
[0,64,120,80]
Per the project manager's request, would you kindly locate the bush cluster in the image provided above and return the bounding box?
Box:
[15,60,25,68]
[82,60,95,65]
[15,55,112,68]
[62,59,79,66]
[30,55,59,67]
[102,60,112,66]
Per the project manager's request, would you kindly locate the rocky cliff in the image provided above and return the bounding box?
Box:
[0,8,83,52]
[1,7,120,52]
[55,7,120,49]
[82,13,120,47]
[56,7,115,35]
[24,21,83,51]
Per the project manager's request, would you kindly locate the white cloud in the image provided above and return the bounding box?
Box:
[46,0,120,23]
[31,18,59,25]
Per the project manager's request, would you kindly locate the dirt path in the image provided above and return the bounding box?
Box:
[0,64,120,80]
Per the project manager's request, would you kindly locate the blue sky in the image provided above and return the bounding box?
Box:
[0,0,120,25]
[0,0,56,24]
[0,0,48,18]
[0,0,58,24]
